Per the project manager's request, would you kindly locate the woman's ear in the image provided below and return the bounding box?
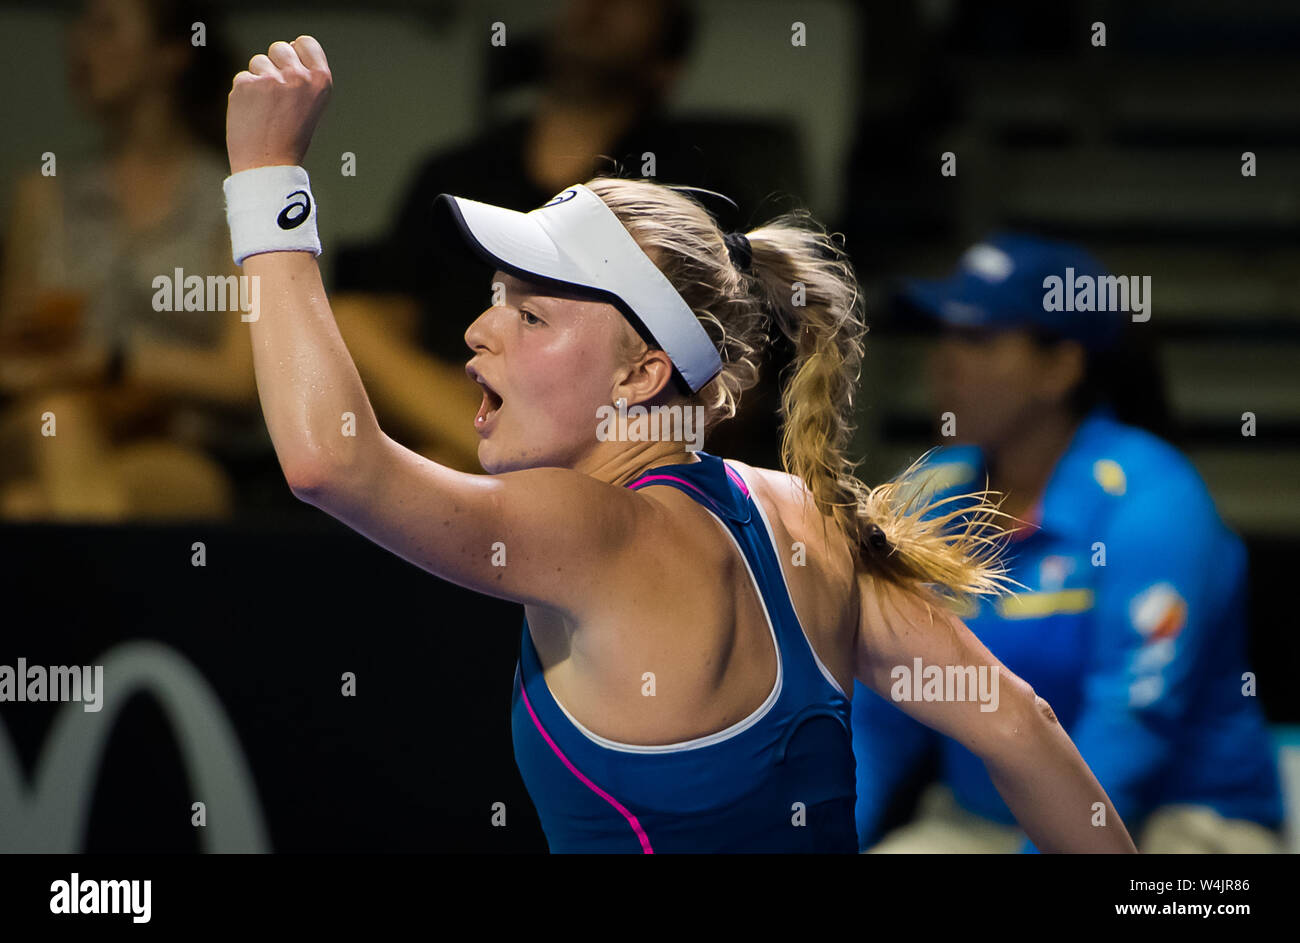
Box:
[612,347,676,406]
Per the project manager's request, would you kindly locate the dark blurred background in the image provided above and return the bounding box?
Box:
[0,0,1297,852]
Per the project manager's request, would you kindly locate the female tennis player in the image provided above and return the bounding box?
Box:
[224,36,1137,853]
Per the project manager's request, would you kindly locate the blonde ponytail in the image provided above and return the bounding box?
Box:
[745,212,1020,599]
[584,175,1019,600]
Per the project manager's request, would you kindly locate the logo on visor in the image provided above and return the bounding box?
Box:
[541,189,578,208]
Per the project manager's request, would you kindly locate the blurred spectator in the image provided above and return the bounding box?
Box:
[852,233,1285,853]
[331,0,806,472]
[0,0,260,521]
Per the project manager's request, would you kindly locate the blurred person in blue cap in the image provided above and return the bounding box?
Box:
[851,232,1286,853]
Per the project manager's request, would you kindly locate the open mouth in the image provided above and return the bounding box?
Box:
[473,378,504,429]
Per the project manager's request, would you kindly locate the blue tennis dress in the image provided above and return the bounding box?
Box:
[511,452,858,852]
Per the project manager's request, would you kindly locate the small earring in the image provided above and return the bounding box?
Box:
[614,397,627,409]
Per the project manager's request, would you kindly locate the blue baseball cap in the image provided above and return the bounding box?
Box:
[898,232,1123,351]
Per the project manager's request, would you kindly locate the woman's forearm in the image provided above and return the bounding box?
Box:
[241,250,380,486]
[983,701,1138,853]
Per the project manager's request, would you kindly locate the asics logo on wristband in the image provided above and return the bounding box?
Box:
[277,190,312,230]
[224,166,322,264]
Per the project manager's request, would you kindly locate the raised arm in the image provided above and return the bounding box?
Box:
[854,572,1137,853]
[226,36,645,617]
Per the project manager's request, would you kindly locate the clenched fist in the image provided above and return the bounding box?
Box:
[227,36,332,175]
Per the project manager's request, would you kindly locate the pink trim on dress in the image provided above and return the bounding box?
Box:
[518,678,654,853]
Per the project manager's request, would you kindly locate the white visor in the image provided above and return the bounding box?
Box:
[434,184,723,393]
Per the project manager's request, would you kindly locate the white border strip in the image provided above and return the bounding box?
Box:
[725,461,848,698]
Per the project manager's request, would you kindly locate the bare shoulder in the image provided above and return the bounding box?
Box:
[728,457,857,559]
[728,460,857,629]
[722,459,861,688]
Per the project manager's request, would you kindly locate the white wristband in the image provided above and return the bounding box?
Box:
[222,165,322,265]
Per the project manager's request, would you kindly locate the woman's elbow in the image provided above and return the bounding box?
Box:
[982,673,1059,760]
[285,462,332,505]
[284,436,385,508]
[279,444,348,505]
[1030,691,1060,729]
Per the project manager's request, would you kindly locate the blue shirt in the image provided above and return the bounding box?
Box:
[512,451,857,852]
[852,408,1284,849]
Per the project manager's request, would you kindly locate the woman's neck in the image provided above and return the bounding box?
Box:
[578,440,698,490]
